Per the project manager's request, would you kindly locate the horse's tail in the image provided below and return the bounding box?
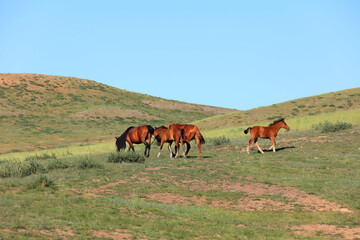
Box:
[146,125,154,136]
[244,127,252,134]
[116,126,133,151]
[196,127,205,144]
[180,129,185,140]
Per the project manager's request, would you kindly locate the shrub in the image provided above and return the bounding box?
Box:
[211,136,230,146]
[47,159,70,170]
[312,121,352,133]
[0,159,46,178]
[76,155,104,169]
[24,153,57,161]
[26,174,56,189]
[107,152,145,163]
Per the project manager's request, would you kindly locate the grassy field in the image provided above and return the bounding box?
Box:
[1,123,360,239]
[195,87,360,131]
[1,74,360,239]
[0,73,234,154]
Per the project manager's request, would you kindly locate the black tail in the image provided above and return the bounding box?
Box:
[146,125,154,136]
[244,127,251,134]
[116,126,133,151]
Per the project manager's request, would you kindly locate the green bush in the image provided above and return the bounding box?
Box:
[107,152,145,163]
[0,159,46,178]
[47,159,70,170]
[211,136,230,146]
[312,121,352,133]
[76,155,104,169]
[26,174,56,189]
[24,153,57,161]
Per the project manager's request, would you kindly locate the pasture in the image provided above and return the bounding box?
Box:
[1,123,360,239]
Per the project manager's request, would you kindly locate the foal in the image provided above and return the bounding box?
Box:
[153,126,184,158]
[244,118,290,154]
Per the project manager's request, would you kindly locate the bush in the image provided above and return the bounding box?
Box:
[211,136,230,146]
[107,152,145,163]
[47,159,70,170]
[0,159,46,178]
[24,153,57,161]
[312,121,352,133]
[76,155,104,169]
[26,174,56,189]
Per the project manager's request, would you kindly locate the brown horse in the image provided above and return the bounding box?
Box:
[244,118,290,154]
[115,125,154,157]
[168,123,205,158]
[153,126,184,158]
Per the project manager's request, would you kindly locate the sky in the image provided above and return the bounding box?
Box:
[1,1,359,110]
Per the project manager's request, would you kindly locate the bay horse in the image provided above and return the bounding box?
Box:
[168,123,205,158]
[115,125,154,157]
[153,126,184,158]
[244,118,290,154]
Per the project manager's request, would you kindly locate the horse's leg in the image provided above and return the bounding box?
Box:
[180,140,186,157]
[254,139,264,154]
[174,140,180,158]
[167,143,174,158]
[157,141,164,158]
[147,133,152,157]
[143,141,149,157]
[185,142,191,157]
[195,137,202,158]
[247,138,254,154]
[271,138,276,152]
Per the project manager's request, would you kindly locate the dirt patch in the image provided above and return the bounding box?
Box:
[289,224,360,239]
[92,229,135,240]
[71,107,161,121]
[98,173,352,213]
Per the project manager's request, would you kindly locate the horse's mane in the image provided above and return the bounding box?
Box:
[268,118,284,126]
[156,126,168,129]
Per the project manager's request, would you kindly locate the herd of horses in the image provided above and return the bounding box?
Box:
[115,119,290,157]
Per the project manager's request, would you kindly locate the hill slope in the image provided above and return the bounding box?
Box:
[0,73,234,153]
[194,88,360,130]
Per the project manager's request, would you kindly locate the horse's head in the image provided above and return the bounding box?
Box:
[115,137,120,152]
[281,120,290,131]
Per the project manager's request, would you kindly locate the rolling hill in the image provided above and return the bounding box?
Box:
[0,73,234,153]
[1,73,359,154]
[194,87,360,130]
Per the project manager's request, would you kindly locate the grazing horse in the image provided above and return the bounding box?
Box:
[153,126,184,158]
[244,118,290,154]
[168,123,205,158]
[115,125,154,157]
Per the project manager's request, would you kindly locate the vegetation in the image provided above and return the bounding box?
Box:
[107,152,145,163]
[312,120,353,133]
[0,73,233,154]
[0,125,360,239]
[1,74,360,239]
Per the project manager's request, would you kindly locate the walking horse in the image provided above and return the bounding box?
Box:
[244,118,290,154]
[168,123,205,158]
[153,126,184,158]
[115,125,154,157]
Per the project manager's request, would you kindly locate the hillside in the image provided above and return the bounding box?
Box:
[194,88,360,130]
[0,73,234,153]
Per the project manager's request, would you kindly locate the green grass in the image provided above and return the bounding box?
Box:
[1,125,360,239]
[0,73,233,154]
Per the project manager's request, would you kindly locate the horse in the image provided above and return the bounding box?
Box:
[244,118,290,154]
[168,123,205,158]
[153,126,184,158]
[115,125,154,157]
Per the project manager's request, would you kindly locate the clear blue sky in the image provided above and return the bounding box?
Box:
[1,1,359,110]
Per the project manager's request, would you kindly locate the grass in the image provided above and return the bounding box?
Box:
[0,124,360,239]
[0,73,233,154]
[203,108,360,139]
